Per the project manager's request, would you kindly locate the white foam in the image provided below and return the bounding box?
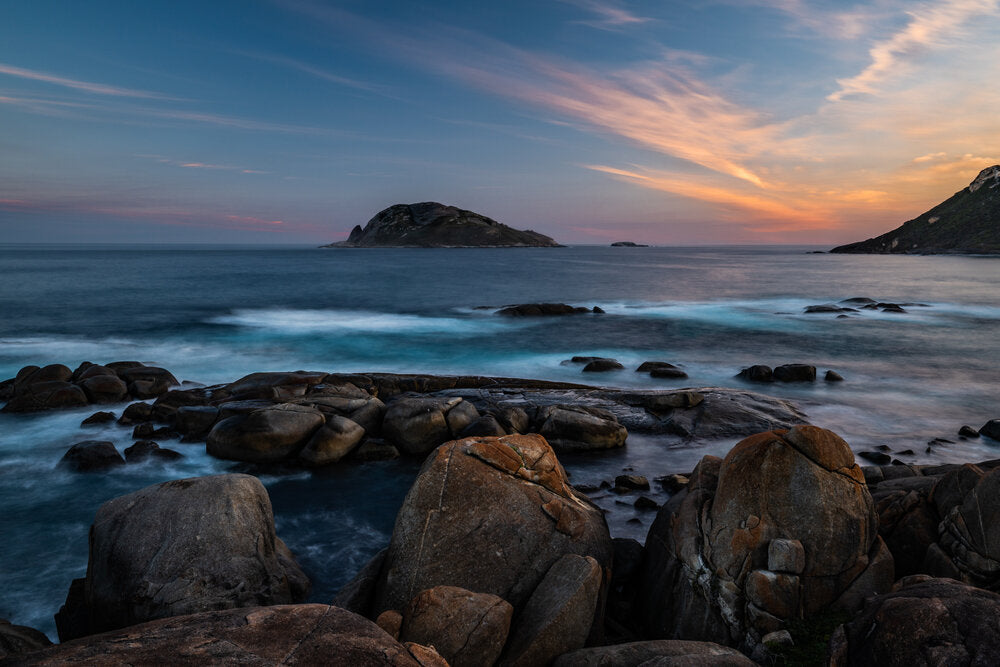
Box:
[208,307,517,336]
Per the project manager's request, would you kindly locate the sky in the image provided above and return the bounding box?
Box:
[1,0,999,245]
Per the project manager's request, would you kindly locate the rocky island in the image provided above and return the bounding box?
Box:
[323,202,562,248]
[831,165,1000,254]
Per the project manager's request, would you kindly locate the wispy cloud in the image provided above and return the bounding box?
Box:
[560,0,653,30]
[233,50,393,97]
[0,62,174,99]
[829,0,999,100]
[136,154,270,174]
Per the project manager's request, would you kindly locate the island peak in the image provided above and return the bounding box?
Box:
[323,202,562,248]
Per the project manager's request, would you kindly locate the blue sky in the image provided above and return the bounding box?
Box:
[2,0,999,244]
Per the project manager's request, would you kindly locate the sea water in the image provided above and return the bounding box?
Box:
[2,243,999,639]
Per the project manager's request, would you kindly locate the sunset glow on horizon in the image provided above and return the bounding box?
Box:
[2,0,999,245]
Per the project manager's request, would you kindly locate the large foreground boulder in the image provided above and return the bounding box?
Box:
[373,434,613,620]
[55,474,309,641]
[10,605,438,666]
[637,426,892,652]
[827,577,1000,666]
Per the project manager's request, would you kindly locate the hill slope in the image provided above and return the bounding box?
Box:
[324,202,561,248]
[831,166,1000,254]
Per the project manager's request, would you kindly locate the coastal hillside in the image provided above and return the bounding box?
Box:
[324,202,562,248]
[831,165,1000,254]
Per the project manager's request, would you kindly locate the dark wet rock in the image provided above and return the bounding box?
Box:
[737,365,773,382]
[59,441,126,472]
[399,586,513,667]
[18,605,430,666]
[656,389,805,440]
[878,302,907,313]
[81,411,116,426]
[840,297,877,305]
[979,419,1000,440]
[825,370,844,382]
[460,414,508,438]
[350,438,401,462]
[636,361,681,373]
[497,303,595,316]
[859,451,892,465]
[123,440,183,463]
[535,404,627,451]
[206,403,325,463]
[567,356,605,365]
[332,548,388,617]
[382,396,480,455]
[959,424,980,438]
[222,370,328,401]
[372,434,613,619]
[78,373,129,404]
[54,473,309,641]
[298,415,366,466]
[117,401,153,425]
[650,367,688,379]
[804,304,853,313]
[656,474,689,494]
[610,241,648,247]
[582,358,624,372]
[0,619,52,659]
[613,474,650,493]
[772,364,816,382]
[2,365,88,412]
[634,496,660,511]
[131,422,177,440]
[553,640,754,666]
[827,577,1000,667]
[927,466,1000,588]
[501,554,602,666]
[115,365,179,399]
[173,405,219,439]
[636,426,891,652]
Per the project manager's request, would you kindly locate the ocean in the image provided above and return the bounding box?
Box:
[2,243,1000,639]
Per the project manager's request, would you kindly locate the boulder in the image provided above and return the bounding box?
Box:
[298,415,366,466]
[79,373,129,404]
[59,441,126,472]
[636,361,682,373]
[0,619,52,659]
[123,440,183,463]
[13,605,432,666]
[116,365,179,399]
[980,419,1000,440]
[2,369,89,412]
[54,473,309,640]
[460,414,508,438]
[660,389,805,440]
[501,554,602,667]
[216,370,327,400]
[400,586,513,667]
[382,396,480,455]
[118,401,154,425]
[772,364,816,382]
[206,403,324,463]
[333,548,388,617]
[535,404,627,452]
[497,303,592,316]
[636,426,892,651]
[650,367,688,379]
[736,365,773,382]
[373,434,613,618]
[582,359,624,372]
[827,577,1000,666]
[173,405,220,439]
[81,411,116,426]
[553,640,754,666]
[825,370,844,382]
[930,466,1000,587]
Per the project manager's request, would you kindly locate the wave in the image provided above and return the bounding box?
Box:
[208,308,519,336]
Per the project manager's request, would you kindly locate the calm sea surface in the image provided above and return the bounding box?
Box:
[2,243,1000,638]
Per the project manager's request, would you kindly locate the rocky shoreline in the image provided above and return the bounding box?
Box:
[3,363,1000,664]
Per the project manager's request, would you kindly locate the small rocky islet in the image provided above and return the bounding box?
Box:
[4,363,1000,664]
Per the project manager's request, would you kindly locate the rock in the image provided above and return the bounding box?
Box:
[173,405,219,439]
[399,586,513,667]
[325,202,561,248]
[825,370,844,382]
[501,554,602,667]
[859,451,892,465]
[17,605,430,666]
[79,373,129,404]
[216,370,327,400]
[123,440,183,463]
[206,403,324,463]
[582,359,624,372]
[931,466,1000,587]
[772,364,816,382]
[636,361,680,373]
[959,424,980,438]
[614,474,650,493]
[376,610,403,639]
[659,389,805,440]
[536,404,627,452]
[737,365,773,382]
[553,640,755,666]
[610,241,648,247]
[828,578,1000,666]
[116,365,179,399]
[460,414,508,437]
[81,411,116,426]
[54,473,309,640]
[0,619,52,659]
[656,474,689,494]
[636,426,891,651]
[332,548,388,617]
[635,496,660,511]
[804,304,850,313]
[59,441,126,472]
[298,415,366,466]
[373,434,613,617]
[118,401,153,425]
[840,297,877,305]
[650,367,688,379]
[382,396,480,455]
[351,438,401,462]
[2,368,89,411]
[131,422,176,439]
[979,419,1000,440]
[497,303,593,316]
